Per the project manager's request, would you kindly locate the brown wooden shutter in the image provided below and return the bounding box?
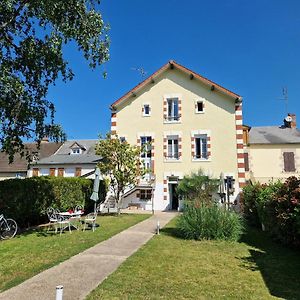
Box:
[283,152,296,172]
[32,168,39,177]
[244,153,249,171]
[58,168,64,177]
[75,167,82,177]
[50,168,55,176]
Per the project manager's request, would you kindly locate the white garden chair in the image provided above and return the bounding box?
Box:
[83,212,97,232]
[46,207,59,233]
[57,214,72,236]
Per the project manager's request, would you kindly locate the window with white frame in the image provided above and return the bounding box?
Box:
[140,136,152,171]
[194,135,208,159]
[195,101,204,113]
[140,189,152,200]
[71,148,81,154]
[143,104,151,116]
[119,136,126,143]
[141,136,152,158]
[167,98,179,121]
[167,135,179,159]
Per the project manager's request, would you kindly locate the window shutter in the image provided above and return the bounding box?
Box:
[283,152,296,172]
[244,153,249,171]
[32,168,39,177]
[75,168,82,177]
[49,168,55,176]
[58,168,64,177]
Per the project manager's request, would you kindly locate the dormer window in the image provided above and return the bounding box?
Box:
[71,148,81,155]
[69,141,86,155]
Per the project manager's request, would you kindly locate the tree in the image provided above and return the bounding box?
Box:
[0,0,109,161]
[176,169,219,204]
[95,134,145,214]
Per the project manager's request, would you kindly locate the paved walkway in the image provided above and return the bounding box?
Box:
[0,212,177,300]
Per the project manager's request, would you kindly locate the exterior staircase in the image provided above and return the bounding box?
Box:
[97,195,118,213]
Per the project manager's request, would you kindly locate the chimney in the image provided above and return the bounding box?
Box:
[41,136,49,143]
[289,113,297,129]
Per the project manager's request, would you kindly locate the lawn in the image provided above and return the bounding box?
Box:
[0,213,150,292]
[87,218,300,300]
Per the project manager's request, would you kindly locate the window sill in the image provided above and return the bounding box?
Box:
[163,120,181,124]
[192,158,211,162]
[195,111,205,114]
[142,114,151,117]
[164,158,182,163]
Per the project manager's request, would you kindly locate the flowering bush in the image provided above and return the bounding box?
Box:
[267,177,300,247]
[241,177,300,248]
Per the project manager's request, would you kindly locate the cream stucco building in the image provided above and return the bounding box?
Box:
[244,115,300,183]
[110,61,245,211]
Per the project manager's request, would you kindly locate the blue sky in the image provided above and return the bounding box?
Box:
[48,0,300,140]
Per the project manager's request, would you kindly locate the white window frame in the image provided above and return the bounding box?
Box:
[195,98,205,114]
[194,134,208,160]
[140,136,152,159]
[140,189,152,200]
[142,104,151,117]
[71,148,81,155]
[166,98,180,122]
[167,135,179,160]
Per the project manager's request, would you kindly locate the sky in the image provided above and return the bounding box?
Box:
[48,0,300,140]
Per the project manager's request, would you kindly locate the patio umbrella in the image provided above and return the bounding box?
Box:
[90,167,101,213]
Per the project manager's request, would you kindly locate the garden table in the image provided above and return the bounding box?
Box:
[58,211,83,231]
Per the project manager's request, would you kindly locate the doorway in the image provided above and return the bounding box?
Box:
[169,183,179,210]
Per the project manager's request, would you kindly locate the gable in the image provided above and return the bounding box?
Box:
[111,60,242,110]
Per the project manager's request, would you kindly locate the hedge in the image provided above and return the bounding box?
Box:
[0,176,106,228]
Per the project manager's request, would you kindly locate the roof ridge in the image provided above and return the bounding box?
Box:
[110,60,241,109]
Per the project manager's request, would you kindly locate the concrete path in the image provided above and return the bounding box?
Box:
[0,212,177,300]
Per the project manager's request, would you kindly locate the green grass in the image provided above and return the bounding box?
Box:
[87,218,300,300]
[0,214,150,292]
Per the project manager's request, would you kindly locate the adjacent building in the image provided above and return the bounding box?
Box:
[28,140,101,179]
[0,140,62,180]
[110,60,245,211]
[244,114,300,183]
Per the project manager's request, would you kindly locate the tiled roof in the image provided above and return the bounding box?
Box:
[111,60,241,109]
[34,139,101,165]
[249,126,300,144]
[0,142,62,172]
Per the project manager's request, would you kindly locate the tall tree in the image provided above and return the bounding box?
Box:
[96,134,145,214]
[0,0,109,161]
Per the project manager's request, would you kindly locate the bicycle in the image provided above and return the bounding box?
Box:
[0,214,18,239]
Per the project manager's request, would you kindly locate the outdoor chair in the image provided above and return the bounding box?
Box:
[74,205,83,212]
[57,214,72,236]
[46,207,59,233]
[83,212,97,232]
[70,205,84,230]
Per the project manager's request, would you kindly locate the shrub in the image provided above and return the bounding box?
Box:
[240,183,262,227]
[0,177,106,228]
[267,177,300,247]
[176,170,219,205]
[177,202,243,241]
[241,177,300,248]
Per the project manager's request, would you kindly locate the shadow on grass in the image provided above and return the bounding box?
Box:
[239,226,300,300]
[161,222,300,299]
[13,226,80,238]
[159,226,182,238]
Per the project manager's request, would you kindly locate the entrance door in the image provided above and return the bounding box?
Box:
[169,183,179,210]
